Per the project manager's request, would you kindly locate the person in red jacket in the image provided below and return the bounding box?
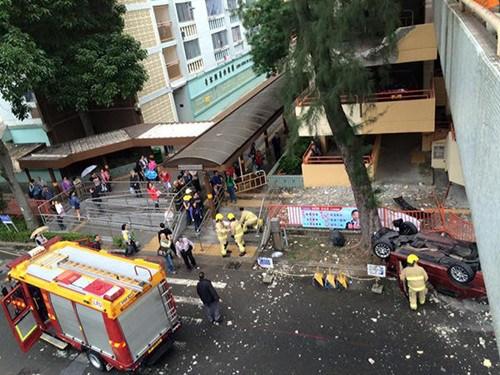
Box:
[146,182,161,210]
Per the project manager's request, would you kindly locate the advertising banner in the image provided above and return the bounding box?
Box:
[301,206,360,230]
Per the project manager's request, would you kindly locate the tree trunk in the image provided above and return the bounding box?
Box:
[78,111,95,136]
[322,96,382,252]
[0,140,38,231]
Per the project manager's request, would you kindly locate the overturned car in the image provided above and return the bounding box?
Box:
[372,219,486,299]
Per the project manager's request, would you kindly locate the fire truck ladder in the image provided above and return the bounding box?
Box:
[158,280,178,325]
[58,260,150,292]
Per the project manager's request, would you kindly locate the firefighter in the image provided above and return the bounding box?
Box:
[215,214,231,257]
[239,207,260,232]
[400,254,429,311]
[228,213,246,256]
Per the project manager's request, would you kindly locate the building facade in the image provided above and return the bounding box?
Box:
[121,0,265,123]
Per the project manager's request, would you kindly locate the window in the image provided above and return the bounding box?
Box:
[227,0,237,10]
[176,2,194,22]
[212,30,228,49]
[231,26,242,42]
[206,0,223,16]
[184,39,201,60]
[432,144,445,159]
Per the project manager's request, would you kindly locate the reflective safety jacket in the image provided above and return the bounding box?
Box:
[215,221,229,240]
[239,210,258,224]
[230,220,244,237]
[400,264,429,292]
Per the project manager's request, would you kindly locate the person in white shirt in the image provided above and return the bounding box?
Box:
[175,236,199,271]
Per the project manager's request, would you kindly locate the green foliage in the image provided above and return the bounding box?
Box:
[0,0,147,119]
[278,137,311,174]
[113,235,125,249]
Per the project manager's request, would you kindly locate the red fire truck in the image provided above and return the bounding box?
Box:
[1,240,180,371]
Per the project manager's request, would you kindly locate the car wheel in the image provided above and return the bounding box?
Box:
[398,221,418,235]
[447,263,475,284]
[373,239,394,259]
[87,351,106,372]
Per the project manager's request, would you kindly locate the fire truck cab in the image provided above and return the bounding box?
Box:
[1,240,180,372]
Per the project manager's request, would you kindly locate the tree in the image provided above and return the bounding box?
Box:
[0,24,52,231]
[0,0,147,136]
[241,0,400,250]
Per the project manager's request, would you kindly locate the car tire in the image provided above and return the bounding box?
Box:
[398,221,418,235]
[447,263,476,284]
[373,239,394,259]
[87,351,106,372]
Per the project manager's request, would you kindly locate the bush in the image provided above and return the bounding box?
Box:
[278,137,312,174]
[113,235,125,249]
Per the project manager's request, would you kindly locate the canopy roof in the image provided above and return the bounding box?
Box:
[165,75,284,170]
[18,122,213,169]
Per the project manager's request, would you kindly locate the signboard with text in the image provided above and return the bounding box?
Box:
[301,206,360,230]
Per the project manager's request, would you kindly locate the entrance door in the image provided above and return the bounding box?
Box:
[1,283,43,352]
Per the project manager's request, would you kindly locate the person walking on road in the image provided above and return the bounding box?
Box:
[228,213,246,256]
[158,233,176,274]
[225,172,237,203]
[175,236,198,271]
[196,272,223,325]
[400,254,429,311]
[53,200,66,230]
[215,213,231,257]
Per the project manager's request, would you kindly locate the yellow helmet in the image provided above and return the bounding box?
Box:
[183,194,192,201]
[407,254,419,265]
[227,213,235,220]
[215,213,224,221]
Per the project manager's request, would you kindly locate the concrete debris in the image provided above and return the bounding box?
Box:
[368,358,375,365]
[478,337,486,349]
[482,359,492,368]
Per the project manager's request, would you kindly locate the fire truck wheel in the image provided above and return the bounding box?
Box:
[87,351,106,371]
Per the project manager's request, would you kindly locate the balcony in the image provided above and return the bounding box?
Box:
[180,22,198,41]
[297,86,436,136]
[209,15,225,30]
[214,46,230,62]
[187,57,204,74]
[301,136,381,187]
[230,14,239,23]
[166,59,182,81]
[157,21,174,43]
[360,23,438,66]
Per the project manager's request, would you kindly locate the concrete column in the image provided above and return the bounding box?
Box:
[270,218,283,251]
[319,136,328,154]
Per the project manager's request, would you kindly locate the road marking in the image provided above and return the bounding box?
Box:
[181,316,203,325]
[167,277,227,289]
[175,296,203,306]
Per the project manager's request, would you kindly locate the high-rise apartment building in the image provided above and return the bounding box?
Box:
[121,0,264,123]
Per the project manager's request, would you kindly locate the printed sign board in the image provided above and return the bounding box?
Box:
[0,215,13,224]
[301,206,360,230]
[257,257,274,269]
[367,264,387,278]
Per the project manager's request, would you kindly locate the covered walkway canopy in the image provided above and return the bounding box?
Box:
[18,122,213,169]
[165,75,284,171]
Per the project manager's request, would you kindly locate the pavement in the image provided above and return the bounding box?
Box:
[0,248,498,375]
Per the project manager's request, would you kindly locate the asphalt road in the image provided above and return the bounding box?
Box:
[0,254,498,375]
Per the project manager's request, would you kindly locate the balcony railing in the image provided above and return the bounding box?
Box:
[166,60,182,80]
[180,22,198,40]
[187,57,204,74]
[209,15,225,30]
[302,143,373,165]
[157,21,174,42]
[214,46,230,62]
[296,88,433,107]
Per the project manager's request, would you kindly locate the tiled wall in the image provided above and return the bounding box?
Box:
[123,9,157,49]
[139,53,167,97]
[141,94,176,123]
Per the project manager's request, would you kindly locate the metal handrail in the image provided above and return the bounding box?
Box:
[302,143,373,165]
